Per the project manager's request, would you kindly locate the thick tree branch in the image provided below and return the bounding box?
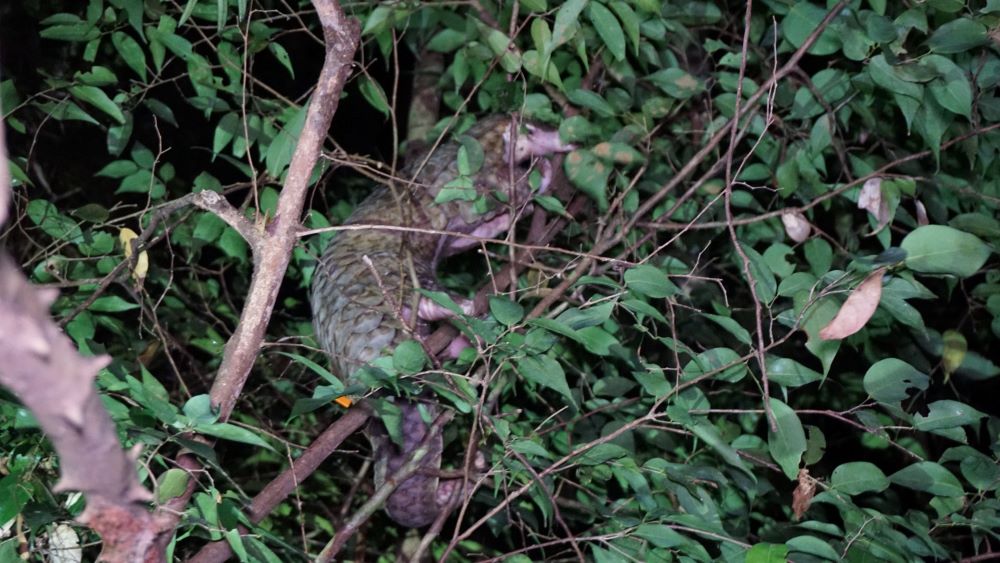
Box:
[207,0,359,422]
[150,0,361,557]
[0,110,156,562]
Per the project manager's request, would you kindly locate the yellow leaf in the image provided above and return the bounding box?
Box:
[941,330,967,382]
[119,227,149,283]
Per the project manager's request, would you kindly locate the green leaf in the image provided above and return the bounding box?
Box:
[510,438,553,459]
[786,535,841,560]
[913,400,986,432]
[95,160,140,178]
[901,225,991,278]
[768,398,807,480]
[767,356,823,388]
[516,354,575,406]
[573,443,629,465]
[647,68,703,100]
[264,105,307,178]
[556,300,615,329]
[392,340,427,374]
[924,55,973,118]
[26,200,84,243]
[358,75,390,116]
[782,2,840,55]
[76,66,118,87]
[89,296,140,313]
[73,203,109,223]
[432,174,474,205]
[868,54,922,101]
[217,227,249,263]
[889,461,964,497]
[830,461,890,495]
[803,425,826,465]
[40,21,99,42]
[803,238,833,278]
[703,314,752,346]
[566,89,616,117]
[940,447,1000,491]
[633,368,671,398]
[182,394,218,425]
[149,25,194,61]
[796,293,840,375]
[790,69,851,120]
[577,326,619,356]
[608,2,640,56]
[268,42,294,78]
[116,169,156,195]
[863,358,929,404]
[778,272,817,297]
[426,28,467,53]
[477,23,521,73]
[156,468,191,503]
[111,31,147,80]
[69,85,126,124]
[928,17,988,53]
[746,543,790,563]
[196,422,276,451]
[763,243,795,278]
[564,149,610,211]
[193,212,225,243]
[144,98,178,127]
[362,6,393,35]
[634,524,686,548]
[0,474,32,523]
[489,296,524,326]
[213,112,240,158]
[551,0,587,48]
[683,347,746,383]
[623,264,679,298]
[914,93,951,162]
[587,2,626,61]
[278,352,344,391]
[685,418,751,474]
[741,243,777,303]
[949,213,1000,238]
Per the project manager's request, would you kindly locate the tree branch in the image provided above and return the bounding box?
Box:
[186,405,372,563]
[0,121,156,562]
[150,0,361,557]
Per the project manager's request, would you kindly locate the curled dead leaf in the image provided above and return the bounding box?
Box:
[858,177,890,234]
[915,199,928,226]
[48,524,82,563]
[819,268,886,340]
[781,211,811,243]
[792,468,816,521]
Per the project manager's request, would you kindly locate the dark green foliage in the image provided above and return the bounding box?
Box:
[2,0,999,561]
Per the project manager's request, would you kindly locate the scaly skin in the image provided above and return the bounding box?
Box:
[311,114,572,527]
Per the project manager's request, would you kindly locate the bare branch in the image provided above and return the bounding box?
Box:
[151,0,361,556]
[186,405,372,563]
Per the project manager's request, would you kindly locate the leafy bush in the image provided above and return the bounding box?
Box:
[1,0,998,561]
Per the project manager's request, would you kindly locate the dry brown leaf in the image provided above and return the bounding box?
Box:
[781,211,811,243]
[915,199,929,226]
[858,177,890,234]
[792,468,816,521]
[819,268,886,340]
